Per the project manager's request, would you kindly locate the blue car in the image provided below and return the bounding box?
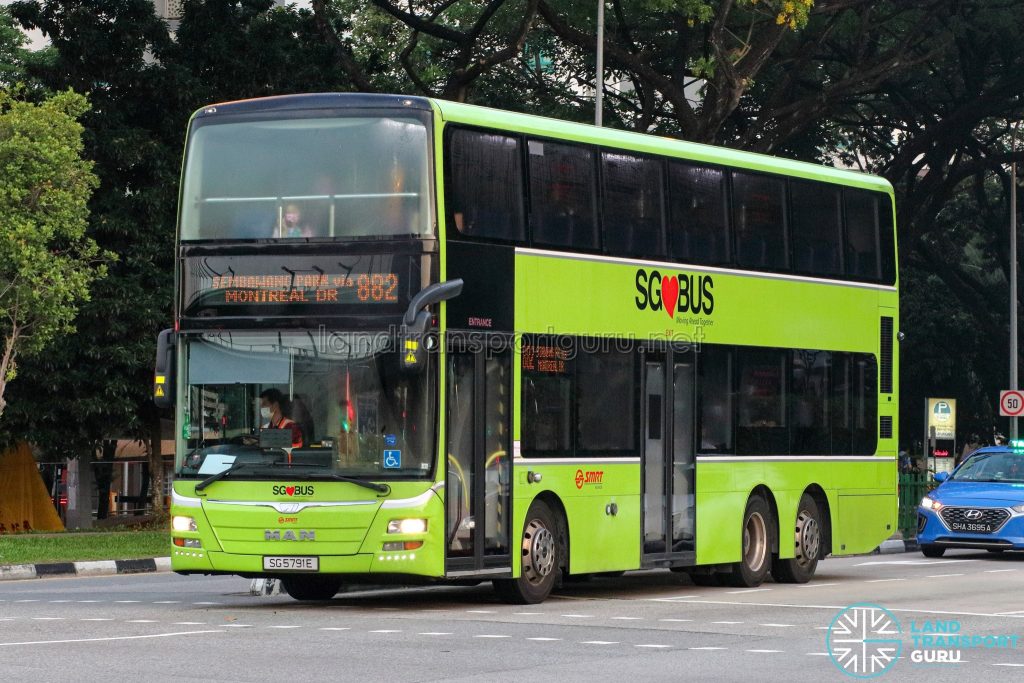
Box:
[917,446,1024,557]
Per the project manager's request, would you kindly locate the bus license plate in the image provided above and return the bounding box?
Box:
[263,556,319,571]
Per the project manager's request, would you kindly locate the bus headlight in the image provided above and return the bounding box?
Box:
[387,518,427,534]
[920,497,943,512]
[172,515,198,532]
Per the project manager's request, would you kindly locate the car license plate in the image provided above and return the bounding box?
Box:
[949,522,994,533]
[263,556,319,571]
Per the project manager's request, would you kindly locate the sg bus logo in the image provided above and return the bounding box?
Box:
[635,269,714,318]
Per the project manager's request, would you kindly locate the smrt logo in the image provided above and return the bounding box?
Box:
[635,269,714,318]
[271,485,314,497]
[575,469,604,489]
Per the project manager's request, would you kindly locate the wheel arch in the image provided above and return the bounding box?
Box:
[530,491,570,574]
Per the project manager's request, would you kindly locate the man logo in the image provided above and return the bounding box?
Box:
[964,509,983,521]
[827,603,902,678]
[264,530,316,541]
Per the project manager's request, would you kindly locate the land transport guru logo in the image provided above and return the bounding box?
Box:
[634,269,714,319]
[826,602,1021,678]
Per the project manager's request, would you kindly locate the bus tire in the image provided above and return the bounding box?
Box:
[771,493,822,584]
[280,575,342,601]
[725,496,773,588]
[921,544,946,558]
[494,500,560,604]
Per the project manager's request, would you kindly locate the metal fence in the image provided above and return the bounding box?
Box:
[898,472,934,537]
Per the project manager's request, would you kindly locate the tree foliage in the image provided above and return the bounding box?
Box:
[0,89,102,419]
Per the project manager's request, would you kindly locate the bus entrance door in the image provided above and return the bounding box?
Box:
[642,350,697,566]
[444,343,513,576]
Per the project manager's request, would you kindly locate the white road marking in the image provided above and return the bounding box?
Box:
[465,610,495,614]
[223,624,252,628]
[527,637,561,641]
[993,663,1024,667]
[636,644,671,649]
[814,627,830,630]
[80,618,114,622]
[924,573,964,578]
[14,600,38,603]
[513,612,543,616]
[31,617,63,621]
[75,600,101,603]
[48,600,72,603]
[560,614,594,618]
[127,620,157,623]
[984,569,1017,574]
[192,602,221,605]
[611,616,643,620]
[370,630,402,633]
[581,641,619,645]
[474,635,510,638]
[153,601,180,604]
[747,649,783,653]
[660,597,1024,620]
[995,611,1024,616]
[417,632,452,636]
[319,627,351,631]
[173,622,205,625]
[659,618,693,623]
[115,600,140,603]
[712,621,743,625]
[690,646,727,650]
[652,595,699,602]
[726,588,771,594]
[759,624,793,628]
[0,630,223,647]
[796,583,838,589]
[855,559,974,566]
[267,625,302,629]
[865,578,907,583]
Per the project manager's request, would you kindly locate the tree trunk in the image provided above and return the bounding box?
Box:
[147,415,165,515]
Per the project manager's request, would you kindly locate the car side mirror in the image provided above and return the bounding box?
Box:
[933,471,950,484]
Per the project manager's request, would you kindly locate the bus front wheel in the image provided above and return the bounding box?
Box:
[771,493,822,584]
[280,575,342,601]
[494,500,560,604]
[726,496,773,588]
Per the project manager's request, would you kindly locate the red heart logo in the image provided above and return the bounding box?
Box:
[285,486,295,496]
[661,275,678,319]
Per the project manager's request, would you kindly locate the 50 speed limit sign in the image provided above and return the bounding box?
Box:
[1000,390,1024,417]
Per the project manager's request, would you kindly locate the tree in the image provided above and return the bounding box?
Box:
[0,89,102,419]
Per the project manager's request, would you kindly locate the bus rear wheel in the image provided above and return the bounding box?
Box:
[494,500,561,604]
[771,494,822,584]
[280,575,342,601]
[725,496,773,588]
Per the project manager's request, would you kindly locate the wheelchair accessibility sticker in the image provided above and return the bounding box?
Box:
[383,449,401,469]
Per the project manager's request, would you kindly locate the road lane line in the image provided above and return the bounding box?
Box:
[75,600,101,603]
[796,583,838,589]
[370,630,402,633]
[690,647,727,650]
[319,628,351,631]
[656,598,1024,620]
[114,600,140,603]
[173,622,205,625]
[726,589,771,594]
[192,602,221,605]
[636,644,671,649]
[984,569,1017,573]
[223,624,252,628]
[995,611,1024,615]
[528,637,561,641]
[466,610,495,614]
[513,612,543,616]
[993,663,1024,667]
[712,621,743,624]
[474,635,511,639]
[659,618,693,623]
[560,614,595,618]
[153,601,180,604]
[581,641,618,645]
[31,617,63,621]
[417,632,451,636]
[48,600,72,603]
[924,573,964,578]
[14,600,38,603]
[127,620,157,623]
[865,578,907,583]
[80,618,113,622]
[0,630,223,647]
[611,617,643,620]
[267,625,302,629]
[759,624,793,628]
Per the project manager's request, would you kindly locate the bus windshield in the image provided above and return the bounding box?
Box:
[177,331,435,480]
[179,113,433,241]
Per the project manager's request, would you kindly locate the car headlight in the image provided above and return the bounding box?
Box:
[1012,504,1024,514]
[172,515,197,532]
[387,518,427,534]
[920,496,943,511]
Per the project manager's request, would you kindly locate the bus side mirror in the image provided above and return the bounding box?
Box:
[398,279,463,373]
[154,328,176,409]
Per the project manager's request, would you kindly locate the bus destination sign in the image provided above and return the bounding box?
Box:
[182,253,425,321]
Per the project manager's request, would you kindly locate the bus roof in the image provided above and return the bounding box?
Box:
[430,98,893,195]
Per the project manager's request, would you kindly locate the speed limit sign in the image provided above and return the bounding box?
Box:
[1000,390,1024,417]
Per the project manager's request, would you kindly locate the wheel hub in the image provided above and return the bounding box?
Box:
[795,511,820,567]
[743,511,768,573]
[523,519,555,584]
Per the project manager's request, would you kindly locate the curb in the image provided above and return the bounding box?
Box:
[875,538,920,554]
[0,557,170,581]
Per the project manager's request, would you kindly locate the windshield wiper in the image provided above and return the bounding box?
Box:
[195,462,246,492]
[293,470,391,494]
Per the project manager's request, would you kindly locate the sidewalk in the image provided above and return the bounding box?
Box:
[875,530,919,555]
[0,557,170,581]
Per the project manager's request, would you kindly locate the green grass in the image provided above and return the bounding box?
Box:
[0,530,169,565]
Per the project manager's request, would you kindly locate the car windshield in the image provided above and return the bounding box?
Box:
[176,330,435,480]
[951,451,1024,483]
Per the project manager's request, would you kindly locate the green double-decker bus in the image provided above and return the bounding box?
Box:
[159,93,898,603]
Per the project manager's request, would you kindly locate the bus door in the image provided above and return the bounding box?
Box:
[642,349,697,566]
[444,338,513,575]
